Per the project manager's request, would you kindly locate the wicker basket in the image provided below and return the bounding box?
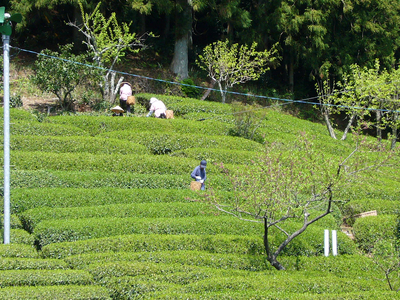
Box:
[127,96,136,105]
[190,181,202,191]
[166,110,174,119]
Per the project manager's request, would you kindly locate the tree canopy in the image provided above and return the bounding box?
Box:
[7,0,400,106]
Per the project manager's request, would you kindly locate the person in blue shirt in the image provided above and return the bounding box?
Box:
[191,160,207,190]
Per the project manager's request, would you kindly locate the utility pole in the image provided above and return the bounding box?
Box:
[0,7,22,244]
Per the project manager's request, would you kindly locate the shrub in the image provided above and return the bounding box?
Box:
[0,285,111,300]
[0,258,68,270]
[135,93,232,116]
[64,250,269,272]
[0,229,35,245]
[343,198,399,225]
[0,269,93,287]
[41,234,265,259]
[180,78,200,98]
[38,221,355,257]
[11,188,234,214]
[9,151,215,175]
[33,216,264,248]
[5,170,232,191]
[0,120,88,136]
[20,202,220,233]
[0,244,38,258]
[11,135,150,155]
[98,130,265,154]
[353,215,397,252]
[65,251,375,275]
[46,114,233,136]
[170,147,262,165]
[0,214,22,229]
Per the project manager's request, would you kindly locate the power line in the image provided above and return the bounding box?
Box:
[9,46,400,114]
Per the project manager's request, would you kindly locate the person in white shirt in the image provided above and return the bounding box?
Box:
[119,82,133,115]
[146,97,167,118]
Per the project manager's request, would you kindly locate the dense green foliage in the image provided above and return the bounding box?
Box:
[0,99,398,298]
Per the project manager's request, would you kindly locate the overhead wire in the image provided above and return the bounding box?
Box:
[8,46,400,116]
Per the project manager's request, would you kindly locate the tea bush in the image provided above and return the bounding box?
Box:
[40,234,265,259]
[0,258,68,270]
[99,130,265,154]
[46,114,233,136]
[11,188,233,214]
[1,229,35,245]
[343,199,400,225]
[9,151,233,176]
[10,135,150,155]
[0,244,38,258]
[0,269,93,287]
[0,285,111,300]
[20,202,220,232]
[353,215,397,252]
[0,120,88,136]
[5,170,232,191]
[170,147,262,165]
[135,93,232,116]
[36,220,355,256]
[33,216,264,247]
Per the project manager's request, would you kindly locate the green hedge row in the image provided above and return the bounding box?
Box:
[40,227,355,260]
[143,288,400,300]
[0,285,111,300]
[33,214,345,250]
[0,214,22,229]
[0,108,37,121]
[353,215,397,252]
[95,266,388,298]
[343,198,399,225]
[98,130,265,154]
[21,202,219,233]
[8,151,213,175]
[182,112,235,123]
[65,250,270,272]
[4,170,232,191]
[1,229,35,245]
[65,250,378,275]
[170,147,262,165]
[40,234,265,259]
[0,269,93,287]
[10,135,150,155]
[33,216,263,248]
[0,257,68,270]
[47,114,234,137]
[149,271,386,294]
[135,93,232,116]
[0,244,38,258]
[1,119,88,136]
[11,187,230,214]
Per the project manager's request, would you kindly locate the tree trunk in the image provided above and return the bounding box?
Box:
[217,81,226,103]
[323,112,337,139]
[170,0,192,80]
[391,112,398,150]
[201,79,216,100]
[376,110,382,142]
[263,218,285,271]
[341,113,356,141]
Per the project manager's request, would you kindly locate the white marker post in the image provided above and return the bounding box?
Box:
[332,230,337,256]
[324,229,329,257]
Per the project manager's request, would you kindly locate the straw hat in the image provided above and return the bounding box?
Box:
[111,105,124,113]
[120,82,132,88]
